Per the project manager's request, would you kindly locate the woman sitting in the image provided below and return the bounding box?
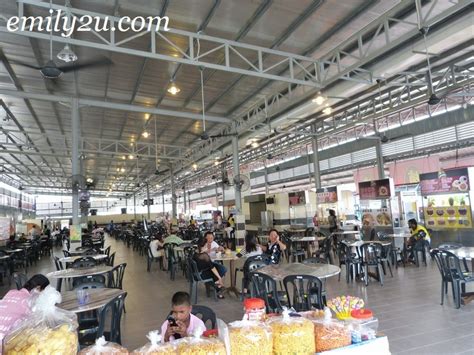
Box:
[239,234,262,257]
[193,247,225,299]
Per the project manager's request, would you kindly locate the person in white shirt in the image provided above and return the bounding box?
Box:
[200,231,224,254]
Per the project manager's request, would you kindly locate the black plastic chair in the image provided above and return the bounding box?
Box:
[186,257,217,304]
[412,239,429,267]
[380,244,394,277]
[72,257,97,269]
[73,282,105,290]
[79,292,127,347]
[104,246,111,257]
[11,249,28,273]
[336,242,360,283]
[240,255,271,299]
[191,305,217,329]
[164,243,179,280]
[12,272,27,290]
[360,243,384,286]
[108,263,127,289]
[73,274,106,289]
[302,257,328,265]
[250,271,287,313]
[430,249,454,305]
[315,236,333,264]
[438,243,463,250]
[106,252,116,267]
[63,250,72,257]
[52,255,64,291]
[442,251,474,309]
[283,274,325,311]
[147,246,163,272]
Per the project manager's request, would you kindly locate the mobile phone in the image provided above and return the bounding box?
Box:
[167,315,178,327]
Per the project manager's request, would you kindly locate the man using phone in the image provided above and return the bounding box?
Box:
[161,292,205,342]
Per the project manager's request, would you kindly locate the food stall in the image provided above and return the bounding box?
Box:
[358,178,399,235]
[315,186,338,231]
[419,167,472,230]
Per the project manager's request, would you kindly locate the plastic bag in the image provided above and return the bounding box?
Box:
[79,336,129,354]
[312,307,351,352]
[174,326,226,355]
[228,319,272,355]
[132,330,176,355]
[267,308,314,355]
[3,286,78,355]
[0,289,35,354]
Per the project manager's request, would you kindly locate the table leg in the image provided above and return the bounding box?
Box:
[223,260,240,297]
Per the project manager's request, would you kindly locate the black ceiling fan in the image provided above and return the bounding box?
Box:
[200,131,236,140]
[12,57,113,79]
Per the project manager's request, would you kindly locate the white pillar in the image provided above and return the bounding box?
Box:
[170,165,177,219]
[311,124,321,189]
[71,98,80,225]
[146,182,151,220]
[232,136,242,212]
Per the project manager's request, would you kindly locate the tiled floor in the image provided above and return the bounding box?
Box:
[1,237,474,354]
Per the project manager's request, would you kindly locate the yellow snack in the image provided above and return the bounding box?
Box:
[228,321,272,355]
[314,320,351,352]
[268,315,315,355]
[175,337,226,355]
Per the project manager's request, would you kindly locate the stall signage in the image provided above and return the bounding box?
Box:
[361,208,392,227]
[316,186,338,204]
[70,224,81,242]
[0,217,10,240]
[420,168,469,194]
[358,178,393,200]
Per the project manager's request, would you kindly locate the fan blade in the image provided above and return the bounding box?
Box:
[10,61,42,70]
[208,133,235,139]
[59,57,112,73]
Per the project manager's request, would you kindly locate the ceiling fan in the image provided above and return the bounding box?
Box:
[11,1,112,80]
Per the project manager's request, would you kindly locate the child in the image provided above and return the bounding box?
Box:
[160,292,205,342]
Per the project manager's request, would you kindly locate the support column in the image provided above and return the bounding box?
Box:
[71,98,80,225]
[170,165,177,219]
[311,124,321,189]
[133,193,137,221]
[146,182,151,220]
[183,185,187,214]
[375,138,385,179]
[188,191,191,213]
[231,136,241,212]
[162,191,165,214]
[215,182,219,209]
[264,161,269,195]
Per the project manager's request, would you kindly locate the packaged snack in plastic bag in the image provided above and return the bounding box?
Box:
[0,289,35,354]
[79,336,129,354]
[175,326,226,355]
[267,308,315,355]
[132,331,175,355]
[313,308,351,352]
[228,319,272,355]
[3,286,78,355]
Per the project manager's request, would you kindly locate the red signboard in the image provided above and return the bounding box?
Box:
[358,178,393,200]
[316,186,338,204]
[419,168,469,195]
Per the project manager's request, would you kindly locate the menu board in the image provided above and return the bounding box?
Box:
[425,206,472,229]
[70,224,82,242]
[358,178,394,200]
[288,191,306,206]
[420,168,469,195]
[361,208,392,227]
[316,186,338,204]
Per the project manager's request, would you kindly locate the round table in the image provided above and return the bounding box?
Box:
[342,240,392,247]
[59,254,108,264]
[46,265,113,279]
[257,262,341,282]
[58,288,125,313]
[211,252,240,296]
[3,249,23,254]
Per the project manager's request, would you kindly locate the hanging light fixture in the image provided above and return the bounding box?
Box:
[251,141,260,148]
[57,44,77,62]
[142,131,150,138]
[192,163,198,170]
[167,80,181,95]
[322,104,332,115]
[312,92,326,105]
[128,154,134,160]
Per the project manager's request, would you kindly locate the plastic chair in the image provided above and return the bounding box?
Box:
[73,274,106,289]
[108,263,127,289]
[191,305,217,329]
[147,246,163,272]
[360,243,384,286]
[165,243,179,280]
[430,249,454,305]
[73,282,105,290]
[283,274,325,311]
[438,243,463,250]
[186,257,217,304]
[442,251,474,309]
[249,271,287,313]
[315,236,333,264]
[336,242,360,283]
[380,244,394,277]
[63,250,72,257]
[302,257,328,265]
[106,252,116,267]
[104,246,111,257]
[72,257,97,269]
[12,272,27,290]
[239,254,270,299]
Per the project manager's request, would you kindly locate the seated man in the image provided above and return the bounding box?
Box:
[163,229,185,245]
[405,218,431,261]
[260,229,287,264]
[160,292,205,342]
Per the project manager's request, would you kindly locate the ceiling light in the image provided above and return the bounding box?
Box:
[142,131,150,138]
[122,155,126,160]
[251,142,259,148]
[214,161,219,166]
[86,177,93,184]
[116,168,120,172]
[156,184,161,188]
[144,113,150,120]
[57,44,77,62]
[323,104,332,115]
[128,154,134,160]
[192,163,198,170]
[312,92,325,105]
[120,168,126,173]
[167,81,181,95]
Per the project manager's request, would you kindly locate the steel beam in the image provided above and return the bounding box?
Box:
[71,98,80,225]
[0,89,230,124]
